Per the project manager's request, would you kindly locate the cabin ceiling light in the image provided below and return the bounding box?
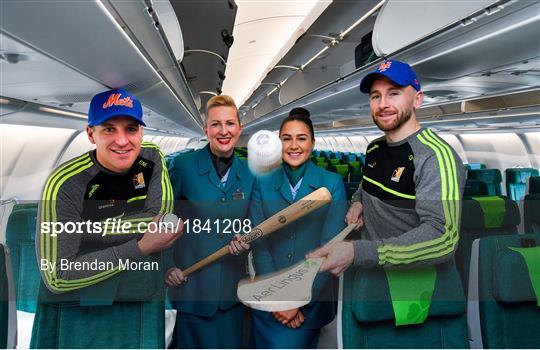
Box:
[38,106,87,119]
[267,86,279,97]
[339,0,386,40]
[200,91,218,96]
[184,49,227,65]
[274,65,300,71]
[301,46,329,70]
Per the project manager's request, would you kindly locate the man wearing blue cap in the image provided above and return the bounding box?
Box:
[309,61,467,347]
[32,89,182,348]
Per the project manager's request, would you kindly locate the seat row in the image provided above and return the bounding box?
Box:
[465,167,539,201]
[342,193,539,348]
[2,200,539,348]
[313,150,365,163]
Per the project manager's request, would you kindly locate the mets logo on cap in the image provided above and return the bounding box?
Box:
[88,88,145,127]
[102,93,134,110]
[378,61,392,72]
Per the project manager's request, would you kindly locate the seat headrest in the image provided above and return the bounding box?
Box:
[506,168,539,184]
[467,169,502,183]
[6,207,38,241]
[530,176,540,194]
[462,197,520,229]
[464,179,489,196]
[465,163,486,170]
[349,261,465,324]
[493,242,540,304]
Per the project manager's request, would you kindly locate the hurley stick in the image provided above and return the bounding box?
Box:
[237,223,356,312]
[182,187,332,276]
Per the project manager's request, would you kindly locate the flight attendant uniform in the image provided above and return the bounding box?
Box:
[250,161,348,348]
[166,145,254,348]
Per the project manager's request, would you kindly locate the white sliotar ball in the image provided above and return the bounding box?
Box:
[159,213,179,232]
[247,130,282,175]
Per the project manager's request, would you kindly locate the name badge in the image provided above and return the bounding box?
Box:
[232,190,244,200]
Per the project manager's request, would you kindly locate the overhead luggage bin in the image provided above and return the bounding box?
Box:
[243,0,540,133]
[1,0,202,135]
[371,1,499,57]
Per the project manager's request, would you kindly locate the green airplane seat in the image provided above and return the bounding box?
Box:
[0,244,8,349]
[341,260,468,348]
[5,204,40,313]
[328,164,350,180]
[348,161,361,173]
[505,168,539,201]
[0,243,16,349]
[463,179,489,197]
[467,169,503,196]
[524,194,540,235]
[456,197,519,289]
[464,163,486,170]
[345,181,361,200]
[467,234,540,348]
[529,176,540,194]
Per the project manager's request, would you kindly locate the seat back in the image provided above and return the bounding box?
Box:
[335,164,351,180]
[358,154,366,166]
[529,176,540,194]
[465,163,486,170]
[1,244,17,349]
[524,193,540,234]
[471,234,540,348]
[467,169,503,196]
[341,261,468,348]
[344,182,361,200]
[505,168,539,201]
[5,203,40,313]
[345,154,357,162]
[456,197,520,288]
[348,161,361,173]
[0,244,8,349]
[464,179,489,196]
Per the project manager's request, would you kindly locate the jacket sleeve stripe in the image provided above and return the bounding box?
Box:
[376,130,459,265]
[40,155,92,285]
[42,156,123,291]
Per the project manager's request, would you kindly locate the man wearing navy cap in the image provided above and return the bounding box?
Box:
[309,61,467,347]
[32,89,182,348]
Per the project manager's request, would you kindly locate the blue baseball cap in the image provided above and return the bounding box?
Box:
[360,60,421,93]
[88,89,145,127]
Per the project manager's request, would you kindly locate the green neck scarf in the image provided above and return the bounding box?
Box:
[284,162,308,187]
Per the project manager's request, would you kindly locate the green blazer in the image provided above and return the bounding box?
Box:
[250,161,348,329]
[166,145,254,317]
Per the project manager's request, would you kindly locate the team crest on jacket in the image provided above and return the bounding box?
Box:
[88,184,100,198]
[391,167,405,182]
[133,172,146,189]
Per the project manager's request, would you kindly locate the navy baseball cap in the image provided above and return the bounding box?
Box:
[360,60,421,93]
[88,89,145,127]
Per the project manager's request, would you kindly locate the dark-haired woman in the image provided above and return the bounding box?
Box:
[249,109,348,348]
